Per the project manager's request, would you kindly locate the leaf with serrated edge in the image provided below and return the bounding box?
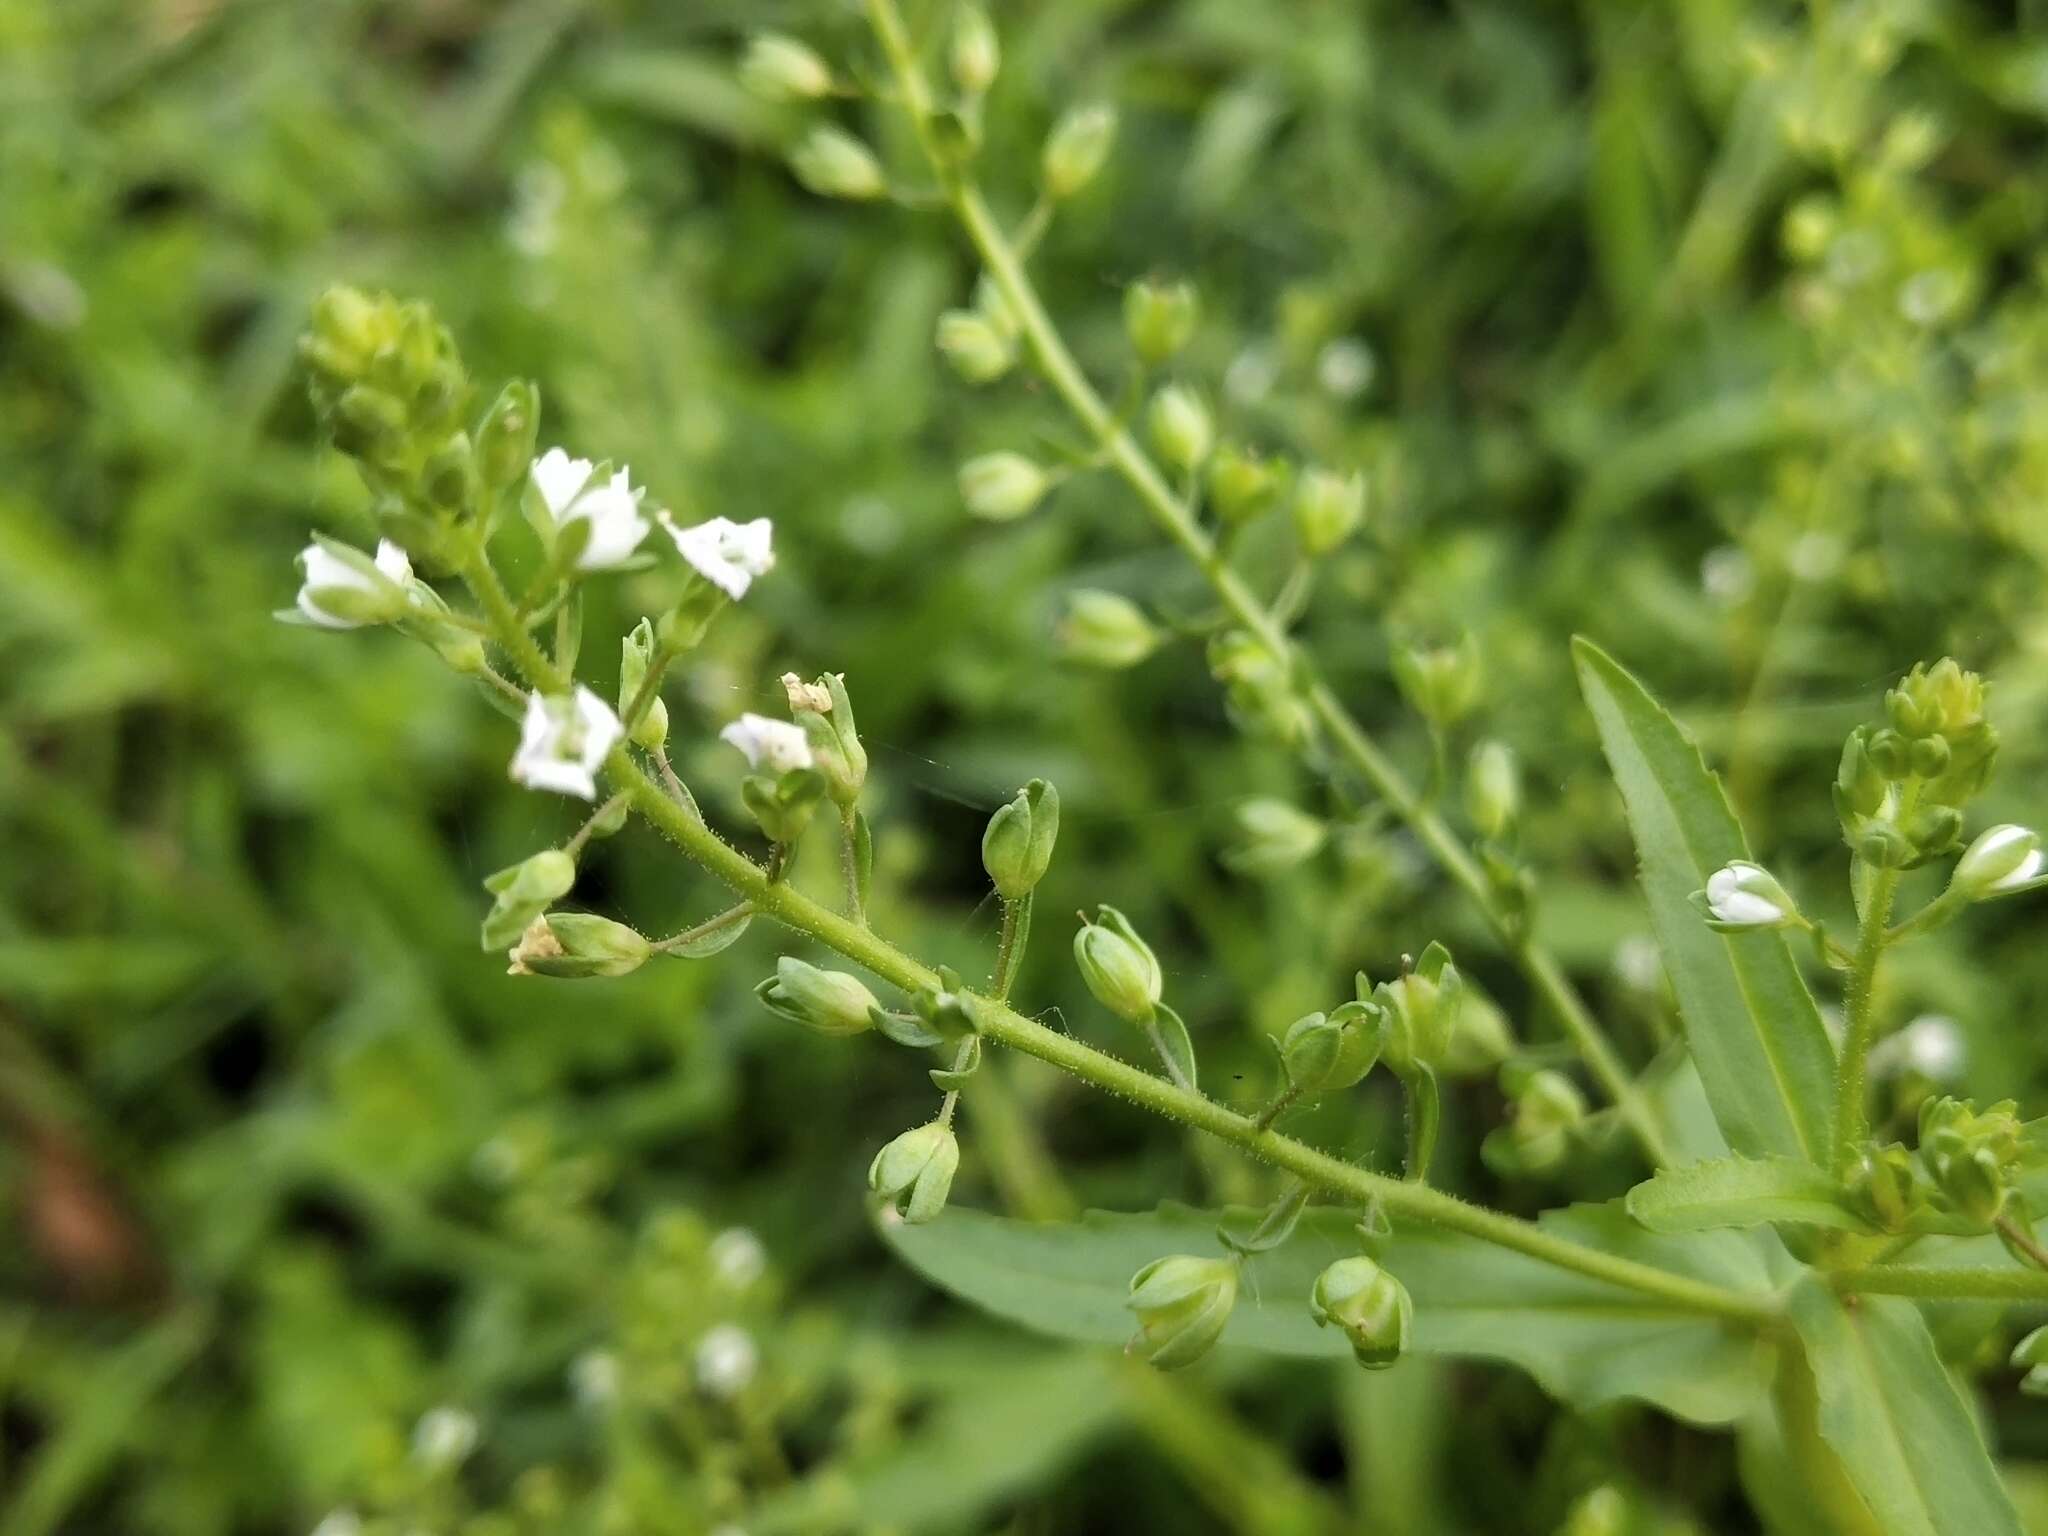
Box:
[1573,638,1836,1165]
[1788,1277,2022,1535]
[1628,1155,1869,1234]
[880,1200,1778,1425]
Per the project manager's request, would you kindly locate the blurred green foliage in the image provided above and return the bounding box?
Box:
[9,0,2048,1530]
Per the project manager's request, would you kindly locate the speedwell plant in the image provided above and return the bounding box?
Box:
[280,7,2048,1531]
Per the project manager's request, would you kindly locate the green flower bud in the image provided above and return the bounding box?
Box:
[958,451,1050,520]
[1920,1095,2023,1226]
[423,431,478,511]
[1221,797,1325,876]
[480,850,576,952]
[510,912,652,978]
[1904,803,1963,861]
[869,1121,960,1224]
[1124,278,1199,365]
[1857,822,1914,869]
[790,125,886,200]
[982,778,1060,900]
[1309,1256,1412,1370]
[1485,1068,1587,1175]
[476,380,540,492]
[757,956,879,1037]
[333,384,408,458]
[1465,740,1520,841]
[1865,726,1913,780]
[1834,728,1892,820]
[1886,658,1985,740]
[619,619,670,752]
[740,33,834,101]
[740,768,826,846]
[1291,467,1366,555]
[949,4,1000,95]
[1439,988,1516,1077]
[1074,905,1162,1024]
[935,308,1016,384]
[1696,860,1799,931]
[1908,734,1951,778]
[1126,1254,1237,1370]
[1281,1000,1385,1093]
[2012,1324,2048,1396]
[1056,589,1160,669]
[1042,103,1116,199]
[1148,384,1213,472]
[1847,1142,1922,1232]
[1391,635,1481,728]
[1207,445,1285,525]
[1948,824,2043,901]
[1375,943,1462,1075]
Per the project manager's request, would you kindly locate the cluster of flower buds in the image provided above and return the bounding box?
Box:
[1847,1095,2029,1233]
[1481,1066,1588,1178]
[1834,659,1999,870]
[1309,1255,1413,1370]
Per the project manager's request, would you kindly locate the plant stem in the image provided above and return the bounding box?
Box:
[991,894,1029,1001]
[1837,1265,2048,1302]
[839,805,867,926]
[1252,1083,1303,1133]
[861,0,1669,1167]
[562,792,629,860]
[1998,1214,2048,1273]
[1830,862,1900,1174]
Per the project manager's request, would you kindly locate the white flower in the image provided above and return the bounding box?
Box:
[663,513,775,599]
[511,687,624,800]
[529,447,651,570]
[1610,934,1664,993]
[1889,1014,1965,1081]
[1702,861,1797,930]
[411,1405,478,1468]
[1951,823,2044,900]
[569,1348,620,1410]
[310,1513,362,1536]
[720,712,813,774]
[709,1227,767,1291]
[694,1324,758,1399]
[295,538,411,628]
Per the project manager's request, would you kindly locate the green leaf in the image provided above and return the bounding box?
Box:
[1788,1276,2022,1535]
[667,909,753,958]
[880,1200,1778,1425]
[1573,638,1837,1165]
[1628,1155,1870,1234]
[1148,1003,1198,1093]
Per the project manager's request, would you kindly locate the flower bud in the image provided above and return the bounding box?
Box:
[740,766,826,846]
[1886,657,1985,740]
[509,913,652,978]
[1309,1256,1412,1370]
[1042,103,1116,198]
[1221,797,1325,876]
[1375,944,1462,1076]
[1920,1095,2022,1225]
[1485,1068,1586,1175]
[949,4,1000,95]
[1281,1000,1384,1093]
[1124,278,1199,365]
[782,671,866,808]
[756,956,879,1037]
[1056,589,1160,669]
[476,380,540,491]
[1125,1254,1237,1370]
[1949,824,2044,901]
[1696,860,1799,931]
[2013,1324,2048,1396]
[1904,803,1963,860]
[790,126,886,200]
[958,451,1050,520]
[1847,1142,1921,1232]
[480,850,577,952]
[1865,727,1913,780]
[1834,728,1892,821]
[1856,822,1915,869]
[1392,635,1481,728]
[619,619,670,752]
[1464,740,1520,841]
[935,308,1016,384]
[1074,905,1162,1024]
[1147,384,1212,472]
[1207,445,1284,525]
[982,778,1060,900]
[869,1122,960,1224]
[1291,467,1366,555]
[740,33,834,101]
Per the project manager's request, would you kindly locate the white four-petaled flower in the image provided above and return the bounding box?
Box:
[719,712,813,774]
[663,513,775,599]
[295,538,411,628]
[694,1324,758,1400]
[1702,860,1796,930]
[511,687,624,800]
[529,447,652,570]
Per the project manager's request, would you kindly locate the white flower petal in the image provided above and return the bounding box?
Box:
[720,712,813,773]
[373,539,413,583]
[1991,848,2046,893]
[295,541,384,628]
[567,469,651,569]
[665,514,776,599]
[531,447,595,518]
[1713,890,1785,927]
[510,688,624,800]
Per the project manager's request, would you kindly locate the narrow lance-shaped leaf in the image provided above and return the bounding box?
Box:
[880,1201,1780,1426]
[1628,1155,1870,1234]
[1572,638,1837,1165]
[1788,1277,2022,1536]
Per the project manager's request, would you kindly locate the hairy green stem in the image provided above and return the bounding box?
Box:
[991,894,1029,1001]
[1831,863,1899,1174]
[1837,1265,2048,1302]
[862,0,1669,1167]
[839,805,867,926]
